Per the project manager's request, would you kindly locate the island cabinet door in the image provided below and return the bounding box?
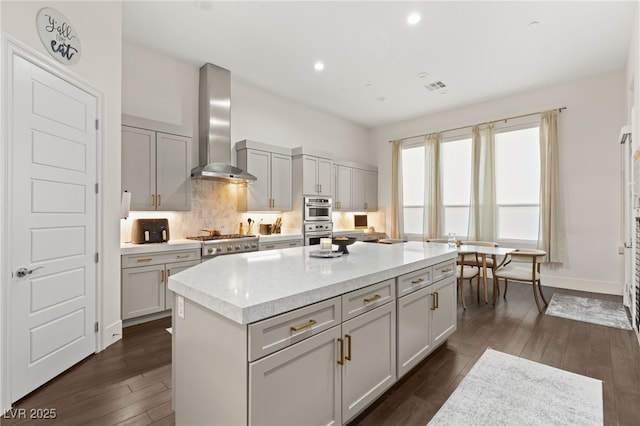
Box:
[431,276,457,347]
[397,286,432,379]
[249,326,342,426]
[341,302,396,424]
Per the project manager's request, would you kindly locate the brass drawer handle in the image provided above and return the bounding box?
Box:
[289,242,298,246]
[441,267,452,273]
[160,270,165,283]
[411,278,424,285]
[436,291,439,309]
[290,319,317,332]
[345,334,352,361]
[176,254,190,259]
[151,194,156,207]
[265,245,275,249]
[431,293,437,310]
[364,294,381,303]
[337,338,345,365]
[157,194,161,206]
[136,258,153,263]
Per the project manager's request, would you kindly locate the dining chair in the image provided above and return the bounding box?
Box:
[493,249,548,312]
[456,250,481,309]
[464,241,500,294]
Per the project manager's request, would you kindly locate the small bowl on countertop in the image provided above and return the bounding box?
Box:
[332,236,357,254]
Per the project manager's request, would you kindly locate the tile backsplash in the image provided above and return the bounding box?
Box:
[121,180,386,242]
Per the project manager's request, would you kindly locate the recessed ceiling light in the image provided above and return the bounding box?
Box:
[376,96,386,102]
[407,13,421,25]
[365,83,373,87]
[417,72,429,79]
[314,61,325,71]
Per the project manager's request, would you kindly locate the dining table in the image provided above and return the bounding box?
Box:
[455,244,515,305]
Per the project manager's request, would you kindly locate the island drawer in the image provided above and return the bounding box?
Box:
[342,279,395,321]
[248,297,341,361]
[122,249,201,268]
[432,259,456,282]
[397,267,432,297]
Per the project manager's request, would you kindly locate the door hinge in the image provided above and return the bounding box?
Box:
[95,183,99,194]
[94,322,99,333]
[95,252,99,263]
[95,119,99,130]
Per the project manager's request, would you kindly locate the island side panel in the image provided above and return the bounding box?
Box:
[174,298,248,426]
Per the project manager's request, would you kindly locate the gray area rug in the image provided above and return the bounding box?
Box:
[428,348,603,426]
[545,293,632,330]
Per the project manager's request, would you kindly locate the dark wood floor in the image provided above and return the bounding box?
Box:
[3,283,640,425]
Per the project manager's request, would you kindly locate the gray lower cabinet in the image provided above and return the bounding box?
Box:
[258,238,303,251]
[121,250,200,321]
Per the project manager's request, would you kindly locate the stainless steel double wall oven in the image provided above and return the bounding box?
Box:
[303,196,332,245]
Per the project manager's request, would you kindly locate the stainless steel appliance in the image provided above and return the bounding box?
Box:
[131,218,170,243]
[304,197,332,221]
[303,222,333,246]
[187,234,259,259]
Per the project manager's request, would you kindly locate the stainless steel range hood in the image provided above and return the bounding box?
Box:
[191,63,256,183]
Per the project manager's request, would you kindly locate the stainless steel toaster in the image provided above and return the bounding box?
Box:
[131,218,170,243]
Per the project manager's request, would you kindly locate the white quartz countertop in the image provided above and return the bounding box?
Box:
[258,234,303,243]
[169,241,457,324]
[121,239,202,255]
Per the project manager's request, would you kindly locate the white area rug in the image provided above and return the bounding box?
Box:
[545,294,632,330]
[428,348,603,426]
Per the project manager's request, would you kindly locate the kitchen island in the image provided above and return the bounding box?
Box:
[169,241,458,425]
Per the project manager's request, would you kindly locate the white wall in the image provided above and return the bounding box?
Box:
[0,0,122,411]
[122,41,372,168]
[371,71,628,295]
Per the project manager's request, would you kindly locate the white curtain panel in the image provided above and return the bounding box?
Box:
[390,140,404,239]
[538,110,563,263]
[424,133,442,240]
[468,124,497,241]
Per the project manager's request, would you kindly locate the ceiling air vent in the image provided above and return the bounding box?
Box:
[423,80,447,91]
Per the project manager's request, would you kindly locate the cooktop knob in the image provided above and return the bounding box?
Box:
[216,247,222,252]
[208,247,214,254]
[227,246,233,251]
[235,245,241,250]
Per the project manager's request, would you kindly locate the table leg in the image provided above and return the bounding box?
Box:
[482,254,488,303]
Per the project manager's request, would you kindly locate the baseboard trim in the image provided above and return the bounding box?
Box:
[540,274,622,296]
[123,311,172,328]
[102,320,123,351]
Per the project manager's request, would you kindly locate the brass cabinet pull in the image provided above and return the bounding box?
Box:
[136,258,153,263]
[289,242,298,246]
[160,270,165,283]
[411,278,424,285]
[157,194,161,206]
[364,294,381,303]
[337,338,345,365]
[265,245,275,249]
[167,269,171,277]
[436,291,439,309]
[431,293,437,310]
[441,268,452,273]
[345,334,352,361]
[176,254,190,259]
[290,319,317,332]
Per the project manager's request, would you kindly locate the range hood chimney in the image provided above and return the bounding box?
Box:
[191,63,256,183]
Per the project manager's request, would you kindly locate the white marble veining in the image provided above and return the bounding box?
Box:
[169,241,456,324]
[257,233,303,243]
[121,239,201,255]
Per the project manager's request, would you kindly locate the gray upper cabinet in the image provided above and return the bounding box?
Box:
[236,140,292,212]
[292,148,333,197]
[334,165,352,211]
[332,160,378,212]
[121,117,191,211]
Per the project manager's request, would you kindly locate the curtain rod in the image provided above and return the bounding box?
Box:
[388,107,567,143]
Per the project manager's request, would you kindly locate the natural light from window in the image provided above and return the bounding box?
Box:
[441,138,472,238]
[402,145,425,235]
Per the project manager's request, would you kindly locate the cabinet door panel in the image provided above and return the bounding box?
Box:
[397,286,432,378]
[302,155,319,195]
[246,149,271,210]
[352,168,366,211]
[336,166,352,211]
[365,170,378,211]
[341,302,396,423]
[249,326,342,426]
[156,132,191,211]
[122,264,165,320]
[270,153,292,211]
[122,126,155,211]
[166,260,200,311]
[317,158,333,196]
[431,276,457,346]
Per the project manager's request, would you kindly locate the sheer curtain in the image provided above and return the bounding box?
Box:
[538,110,563,263]
[424,133,442,239]
[468,124,496,241]
[390,140,404,239]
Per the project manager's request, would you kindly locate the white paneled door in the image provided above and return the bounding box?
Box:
[9,54,98,401]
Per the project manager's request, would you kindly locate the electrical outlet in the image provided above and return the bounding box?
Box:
[177,295,185,319]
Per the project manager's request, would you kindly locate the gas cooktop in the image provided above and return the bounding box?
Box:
[186,234,256,241]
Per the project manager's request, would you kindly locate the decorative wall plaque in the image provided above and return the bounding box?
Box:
[36,7,81,65]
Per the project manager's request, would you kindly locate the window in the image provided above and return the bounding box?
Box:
[401,144,424,235]
[440,137,472,239]
[495,126,540,241]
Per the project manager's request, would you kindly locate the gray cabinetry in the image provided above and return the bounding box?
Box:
[332,160,378,212]
[293,147,333,197]
[258,238,303,251]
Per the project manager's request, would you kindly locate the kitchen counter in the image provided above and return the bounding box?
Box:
[169,241,456,324]
[120,239,202,255]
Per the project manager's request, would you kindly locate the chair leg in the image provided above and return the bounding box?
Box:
[532,282,543,313]
[458,277,467,310]
[476,275,480,303]
[503,279,508,299]
[537,280,548,305]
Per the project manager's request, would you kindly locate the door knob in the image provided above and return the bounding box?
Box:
[16,266,44,278]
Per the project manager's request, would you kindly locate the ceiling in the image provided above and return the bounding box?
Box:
[122,1,637,128]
